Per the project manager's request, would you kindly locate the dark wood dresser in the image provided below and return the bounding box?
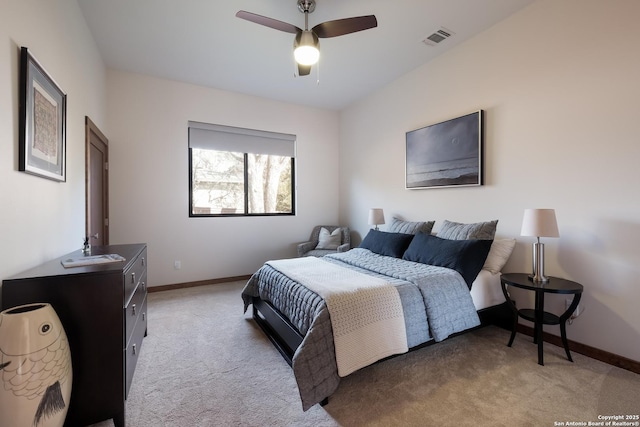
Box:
[1,243,148,427]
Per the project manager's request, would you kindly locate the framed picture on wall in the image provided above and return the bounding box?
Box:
[405,110,483,189]
[19,46,67,182]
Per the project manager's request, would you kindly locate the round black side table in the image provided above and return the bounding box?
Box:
[500,273,583,366]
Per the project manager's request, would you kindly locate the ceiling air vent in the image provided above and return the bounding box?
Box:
[422,27,455,46]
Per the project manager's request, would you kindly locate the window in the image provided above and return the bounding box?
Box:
[188,121,296,216]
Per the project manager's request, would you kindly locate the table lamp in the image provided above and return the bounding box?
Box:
[520,208,559,283]
[368,208,385,230]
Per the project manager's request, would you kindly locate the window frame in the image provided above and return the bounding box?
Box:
[188,122,296,218]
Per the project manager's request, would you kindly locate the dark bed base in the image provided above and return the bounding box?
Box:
[252,297,302,366]
[252,296,514,368]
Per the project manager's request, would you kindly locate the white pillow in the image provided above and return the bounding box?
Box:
[482,238,516,273]
[316,227,341,250]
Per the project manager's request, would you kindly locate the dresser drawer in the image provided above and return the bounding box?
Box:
[124,272,147,347]
[124,247,147,306]
[125,293,147,399]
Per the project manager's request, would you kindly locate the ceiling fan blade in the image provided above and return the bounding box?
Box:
[312,15,377,38]
[235,11,301,34]
[298,64,311,76]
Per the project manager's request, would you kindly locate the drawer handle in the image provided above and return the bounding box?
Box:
[142,281,146,292]
[132,304,136,316]
[142,257,145,267]
[142,312,146,322]
[132,343,136,355]
[131,272,136,284]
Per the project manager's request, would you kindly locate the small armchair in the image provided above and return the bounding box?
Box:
[297,225,351,257]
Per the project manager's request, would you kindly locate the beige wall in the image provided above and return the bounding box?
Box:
[2,0,638,364]
[105,70,340,286]
[339,0,640,362]
[0,0,106,280]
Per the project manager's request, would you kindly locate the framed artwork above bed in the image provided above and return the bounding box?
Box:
[405,110,483,189]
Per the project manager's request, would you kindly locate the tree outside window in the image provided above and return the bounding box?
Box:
[188,121,296,217]
[190,149,294,216]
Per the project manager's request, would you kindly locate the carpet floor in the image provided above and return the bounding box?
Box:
[90,281,640,427]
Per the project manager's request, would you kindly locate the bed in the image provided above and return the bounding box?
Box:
[241,219,515,410]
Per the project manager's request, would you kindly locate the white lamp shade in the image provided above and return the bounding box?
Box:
[368,208,385,226]
[521,209,559,238]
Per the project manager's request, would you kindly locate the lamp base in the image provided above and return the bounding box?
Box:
[531,241,549,283]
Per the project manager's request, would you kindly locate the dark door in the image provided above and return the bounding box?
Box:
[85,116,109,246]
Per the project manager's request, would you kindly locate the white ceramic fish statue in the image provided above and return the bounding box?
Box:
[0,303,72,427]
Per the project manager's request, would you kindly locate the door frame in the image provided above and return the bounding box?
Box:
[85,116,109,245]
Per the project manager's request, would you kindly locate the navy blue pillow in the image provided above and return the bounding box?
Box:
[359,229,414,258]
[402,233,493,288]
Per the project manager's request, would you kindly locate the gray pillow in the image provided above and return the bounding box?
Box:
[387,217,435,235]
[438,219,498,240]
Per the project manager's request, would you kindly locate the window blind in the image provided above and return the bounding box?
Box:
[188,121,296,157]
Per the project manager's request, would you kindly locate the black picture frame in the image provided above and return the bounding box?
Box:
[19,47,67,182]
[405,110,484,189]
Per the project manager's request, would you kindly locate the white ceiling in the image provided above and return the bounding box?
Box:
[77,0,535,111]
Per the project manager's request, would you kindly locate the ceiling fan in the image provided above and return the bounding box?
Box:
[236,0,377,76]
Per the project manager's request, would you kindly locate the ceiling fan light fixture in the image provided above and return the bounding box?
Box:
[294,31,320,66]
[237,1,376,75]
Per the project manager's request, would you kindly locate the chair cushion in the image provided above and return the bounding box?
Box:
[303,249,339,257]
[316,227,342,250]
